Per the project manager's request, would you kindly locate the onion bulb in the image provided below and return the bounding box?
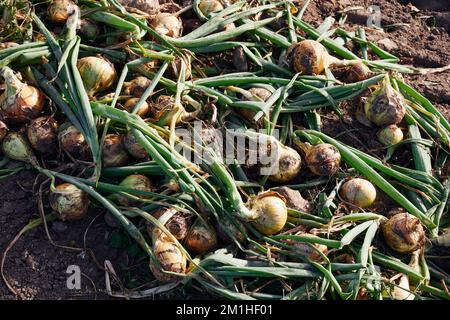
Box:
[292,234,328,262]
[150,13,183,38]
[0,121,8,142]
[248,191,287,236]
[167,55,192,80]
[345,62,373,83]
[340,178,377,208]
[27,116,59,153]
[0,42,18,50]
[123,76,152,97]
[150,95,198,126]
[115,174,152,206]
[185,220,218,255]
[286,40,336,75]
[198,0,224,16]
[102,134,130,168]
[59,124,91,160]
[118,0,160,15]
[0,67,44,123]
[123,97,150,117]
[377,125,404,146]
[47,0,78,24]
[79,19,100,41]
[149,207,190,242]
[382,213,425,253]
[123,131,148,159]
[2,132,35,163]
[238,87,272,124]
[364,75,406,127]
[305,143,341,176]
[77,56,117,97]
[49,183,90,221]
[268,141,302,183]
[150,239,187,282]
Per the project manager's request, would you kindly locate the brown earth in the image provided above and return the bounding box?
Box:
[1,0,450,299]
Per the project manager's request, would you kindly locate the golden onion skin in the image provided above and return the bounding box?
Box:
[305,143,341,176]
[150,240,187,282]
[150,208,190,242]
[150,13,183,38]
[269,145,302,183]
[249,191,287,236]
[123,76,152,97]
[377,125,404,146]
[0,121,8,142]
[382,213,425,253]
[345,62,373,83]
[0,42,18,50]
[49,183,90,221]
[340,178,377,209]
[2,132,35,162]
[185,221,218,255]
[77,56,117,97]
[102,134,130,168]
[123,97,150,117]
[47,0,78,24]
[116,174,152,206]
[287,40,330,75]
[27,116,59,153]
[59,125,91,160]
[123,131,148,159]
[167,56,192,80]
[198,0,224,16]
[364,77,406,127]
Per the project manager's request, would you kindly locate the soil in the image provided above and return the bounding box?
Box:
[1,0,450,299]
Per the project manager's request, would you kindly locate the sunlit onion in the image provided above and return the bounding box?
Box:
[27,116,59,153]
[185,220,218,255]
[286,40,336,75]
[123,97,150,117]
[49,183,90,221]
[150,13,182,38]
[150,239,187,282]
[115,174,152,206]
[58,124,91,160]
[47,0,78,24]
[248,191,287,236]
[376,125,404,146]
[102,134,130,168]
[305,143,341,176]
[77,56,117,97]
[382,213,425,253]
[340,178,377,208]
[268,141,302,183]
[345,62,373,83]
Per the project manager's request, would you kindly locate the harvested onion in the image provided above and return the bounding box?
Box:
[115,174,152,206]
[340,178,377,208]
[79,19,100,41]
[185,220,218,254]
[49,183,90,221]
[345,62,373,83]
[238,87,272,124]
[27,116,59,153]
[364,75,406,127]
[0,42,18,50]
[150,207,190,242]
[198,0,224,16]
[305,143,341,176]
[150,239,187,282]
[377,125,404,146]
[150,95,199,126]
[150,13,182,38]
[77,56,117,97]
[248,191,287,236]
[286,40,336,75]
[123,131,148,159]
[0,67,44,123]
[59,124,90,160]
[268,141,302,183]
[47,0,78,24]
[123,76,152,97]
[102,134,130,168]
[123,97,150,117]
[2,132,35,163]
[382,213,425,253]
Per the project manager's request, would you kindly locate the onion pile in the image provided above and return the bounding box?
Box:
[305,143,341,176]
[27,116,59,153]
[382,213,425,253]
[115,174,152,206]
[0,67,45,123]
[247,191,287,236]
[340,178,377,208]
[102,134,130,168]
[376,125,404,146]
[59,124,91,160]
[47,0,78,24]
[150,13,183,38]
[49,183,90,221]
[77,56,117,97]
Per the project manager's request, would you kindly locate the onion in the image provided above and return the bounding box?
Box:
[364,75,406,127]
[376,125,404,146]
[248,191,287,236]
[382,213,425,253]
[0,121,8,142]
[115,174,152,206]
[150,95,198,126]
[123,97,150,117]
[286,40,336,75]
[58,124,91,160]
[345,62,373,83]
[77,56,117,97]
[123,130,148,159]
[149,207,190,242]
[305,143,341,176]
[0,67,45,123]
[49,183,90,221]
[185,220,218,254]
[123,76,152,97]
[0,42,18,50]
[150,13,183,38]
[198,0,224,16]
[268,142,302,183]
[291,233,328,262]
[79,19,100,41]
[102,134,130,168]
[167,55,192,80]
[150,239,187,282]
[47,0,78,24]
[2,132,36,163]
[118,0,160,15]
[238,87,272,124]
[27,116,59,153]
[340,178,377,208]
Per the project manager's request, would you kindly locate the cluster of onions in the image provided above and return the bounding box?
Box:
[102,134,130,168]
[286,40,338,75]
[58,124,91,160]
[77,56,117,97]
[376,124,404,147]
[247,191,288,235]
[49,183,90,221]
[304,143,341,176]
[0,67,45,123]
[47,0,78,24]
[382,213,425,253]
[115,174,153,206]
[150,13,183,38]
[340,178,377,209]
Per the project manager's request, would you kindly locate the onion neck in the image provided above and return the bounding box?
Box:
[0,67,25,98]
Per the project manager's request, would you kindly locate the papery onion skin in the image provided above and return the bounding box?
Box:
[286,40,331,75]
[2,132,35,162]
[249,191,287,236]
[102,134,130,168]
[123,76,152,97]
[364,76,406,127]
[59,125,91,160]
[124,131,148,159]
[377,125,404,146]
[77,56,117,97]
[382,213,425,253]
[149,207,190,242]
[185,221,218,254]
[198,0,224,16]
[150,13,183,38]
[268,145,302,183]
[0,121,8,142]
[345,62,373,83]
[305,143,341,176]
[340,178,377,209]
[47,0,78,24]
[123,97,150,117]
[150,239,187,282]
[116,174,152,206]
[27,116,59,153]
[49,183,90,221]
